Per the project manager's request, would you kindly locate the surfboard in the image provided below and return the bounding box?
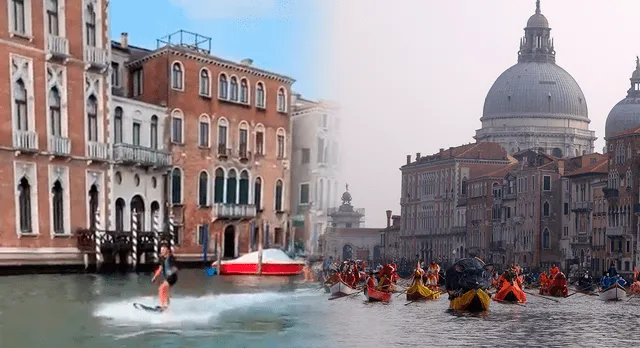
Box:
[133,302,163,312]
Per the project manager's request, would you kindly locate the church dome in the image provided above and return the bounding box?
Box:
[482,62,588,121]
[526,13,549,28]
[605,57,640,139]
[481,0,587,122]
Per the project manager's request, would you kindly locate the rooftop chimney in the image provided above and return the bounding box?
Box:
[120,32,128,49]
[240,58,253,66]
[386,210,392,228]
[406,154,411,165]
[416,152,421,160]
[439,148,445,156]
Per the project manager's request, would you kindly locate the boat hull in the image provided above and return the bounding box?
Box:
[330,280,359,296]
[406,281,440,301]
[450,289,491,312]
[364,286,392,302]
[219,263,304,275]
[598,283,627,301]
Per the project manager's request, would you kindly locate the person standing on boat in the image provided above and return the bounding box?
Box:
[607,263,618,277]
[152,243,178,311]
[366,271,377,289]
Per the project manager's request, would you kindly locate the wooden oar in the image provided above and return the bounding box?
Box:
[524,290,560,303]
[404,300,418,306]
[493,298,526,307]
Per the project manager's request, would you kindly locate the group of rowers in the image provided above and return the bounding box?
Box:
[410,261,442,290]
[321,259,401,292]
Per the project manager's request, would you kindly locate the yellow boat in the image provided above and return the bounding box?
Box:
[406,281,440,301]
[449,289,491,312]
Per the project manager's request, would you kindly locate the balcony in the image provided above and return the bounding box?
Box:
[83,46,108,69]
[212,203,257,219]
[46,35,69,60]
[512,216,524,224]
[86,141,109,161]
[504,192,516,200]
[603,188,619,200]
[48,136,71,156]
[13,130,38,152]
[570,235,592,245]
[217,144,228,159]
[607,226,626,237]
[113,143,172,168]
[571,201,593,212]
[238,145,250,161]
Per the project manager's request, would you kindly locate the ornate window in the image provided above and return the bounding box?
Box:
[199,114,210,147]
[171,62,183,90]
[198,171,209,206]
[87,95,98,141]
[277,87,286,112]
[113,106,123,143]
[240,78,249,103]
[239,170,249,204]
[52,180,64,234]
[150,115,158,149]
[230,76,238,101]
[218,73,228,99]
[255,82,265,108]
[275,179,283,211]
[226,169,237,204]
[14,79,28,131]
[85,2,96,46]
[199,68,210,96]
[214,168,224,203]
[18,176,32,233]
[171,168,182,204]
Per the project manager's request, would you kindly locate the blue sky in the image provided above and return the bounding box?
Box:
[109,0,324,99]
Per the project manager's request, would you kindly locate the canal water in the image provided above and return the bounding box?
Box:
[0,270,637,347]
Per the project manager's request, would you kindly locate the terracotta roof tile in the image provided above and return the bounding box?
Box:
[410,142,509,166]
[565,158,609,176]
[610,125,640,139]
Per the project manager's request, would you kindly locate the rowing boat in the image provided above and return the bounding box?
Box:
[364,286,392,302]
[450,289,491,312]
[598,283,627,301]
[405,281,440,301]
[330,280,359,296]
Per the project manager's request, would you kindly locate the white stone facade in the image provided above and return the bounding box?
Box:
[290,96,342,254]
[108,96,170,231]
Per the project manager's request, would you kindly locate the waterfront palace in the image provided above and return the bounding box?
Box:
[396,1,640,279]
[0,0,343,269]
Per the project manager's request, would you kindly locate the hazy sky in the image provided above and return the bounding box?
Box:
[321,0,640,228]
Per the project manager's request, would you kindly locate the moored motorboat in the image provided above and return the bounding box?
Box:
[364,286,392,302]
[598,283,627,301]
[406,280,440,301]
[214,249,305,275]
[330,280,359,296]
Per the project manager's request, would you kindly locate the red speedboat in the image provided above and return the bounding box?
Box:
[364,286,392,302]
[215,249,305,276]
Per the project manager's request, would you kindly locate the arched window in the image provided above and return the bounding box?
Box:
[238,121,249,158]
[199,114,210,148]
[277,87,286,112]
[214,168,224,203]
[543,201,550,217]
[342,244,353,260]
[18,177,32,233]
[230,76,238,101]
[543,228,550,249]
[255,82,265,108]
[239,170,249,204]
[240,78,249,103]
[317,178,324,209]
[226,169,237,204]
[198,171,209,206]
[254,177,262,210]
[217,118,228,154]
[276,128,286,158]
[52,180,64,234]
[218,74,228,99]
[15,79,28,131]
[551,147,563,158]
[49,87,61,136]
[87,95,98,141]
[171,110,183,144]
[461,177,468,195]
[171,62,183,90]
[113,106,123,143]
[199,69,210,96]
[85,3,96,46]
[171,168,182,204]
[115,198,125,231]
[275,179,283,211]
[150,115,158,149]
[255,124,265,156]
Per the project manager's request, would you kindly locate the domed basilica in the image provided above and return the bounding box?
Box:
[474,1,596,157]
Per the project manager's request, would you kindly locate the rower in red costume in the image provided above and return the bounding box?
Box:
[549,265,560,278]
[366,272,377,289]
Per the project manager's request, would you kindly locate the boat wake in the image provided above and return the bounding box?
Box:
[93,291,314,326]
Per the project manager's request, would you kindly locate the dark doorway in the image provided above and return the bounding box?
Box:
[224,225,235,259]
[89,184,99,230]
[130,195,145,232]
